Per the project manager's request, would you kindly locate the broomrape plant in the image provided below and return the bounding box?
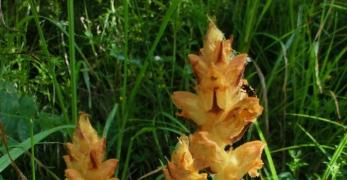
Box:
[64,113,119,180]
[164,22,265,180]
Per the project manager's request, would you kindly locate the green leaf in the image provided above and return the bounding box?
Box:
[102,103,118,139]
[17,120,30,141]
[0,81,39,141]
[37,112,64,130]
[19,96,38,118]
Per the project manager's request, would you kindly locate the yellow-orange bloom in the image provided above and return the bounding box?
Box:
[166,21,266,180]
[163,136,207,180]
[215,141,265,180]
[63,113,118,180]
[189,131,226,172]
[189,132,265,176]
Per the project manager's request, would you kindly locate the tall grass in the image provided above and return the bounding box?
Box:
[0,0,346,179]
[67,0,78,124]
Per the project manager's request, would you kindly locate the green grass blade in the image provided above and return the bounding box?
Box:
[116,0,181,160]
[67,0,78,124]
[121,127,155,180]
[30,119,35,180]
[120,0,129,116]
[272,144,347,156]
[0,125,74,172]
[127,0,181,107]
[29,0,69,123]
[80,61,92,109]
[322,132,347,179]
[120,125,184,180]
[254,122,278,180]
[288,113,347,129]
[29,0,49,55]
[297,124,329,158]
[102,103,118,139]
[161,112,189,134]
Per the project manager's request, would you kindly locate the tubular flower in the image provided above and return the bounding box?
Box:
[189,131,226,172]
[214,141,265,180]
[166,22,266,179]
[63,112,119,180]
[163,136,207,180]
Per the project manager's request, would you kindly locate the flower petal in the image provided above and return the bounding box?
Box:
[201,22,224,64]
[225,54,247,87]
[164,136,207,180]
[189,132,226,172]
[202,109,247,147]
[215,141,265,180]
[189,54,207,83]
[172,91,208,125]
[235,97,263,122]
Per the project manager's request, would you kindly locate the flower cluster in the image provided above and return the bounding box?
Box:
[64,113,119,180]
[164,22,265,180]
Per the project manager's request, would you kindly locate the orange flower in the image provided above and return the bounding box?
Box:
[63,113,118,180]
[202,97,263,147]
[189,131,226,172]
[189,132,265,177]
[215,141,265,180]
[163,136,207,180]
[166,21,266,180]
[172,21,263,144]
[187,22,249,112]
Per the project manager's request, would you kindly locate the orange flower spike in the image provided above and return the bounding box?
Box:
[168,21,266,179]
[188,22,250,114]
[63,113,119,180]
[163,136,207,180]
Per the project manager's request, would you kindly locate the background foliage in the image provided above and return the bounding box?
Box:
[0,0,346,179]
